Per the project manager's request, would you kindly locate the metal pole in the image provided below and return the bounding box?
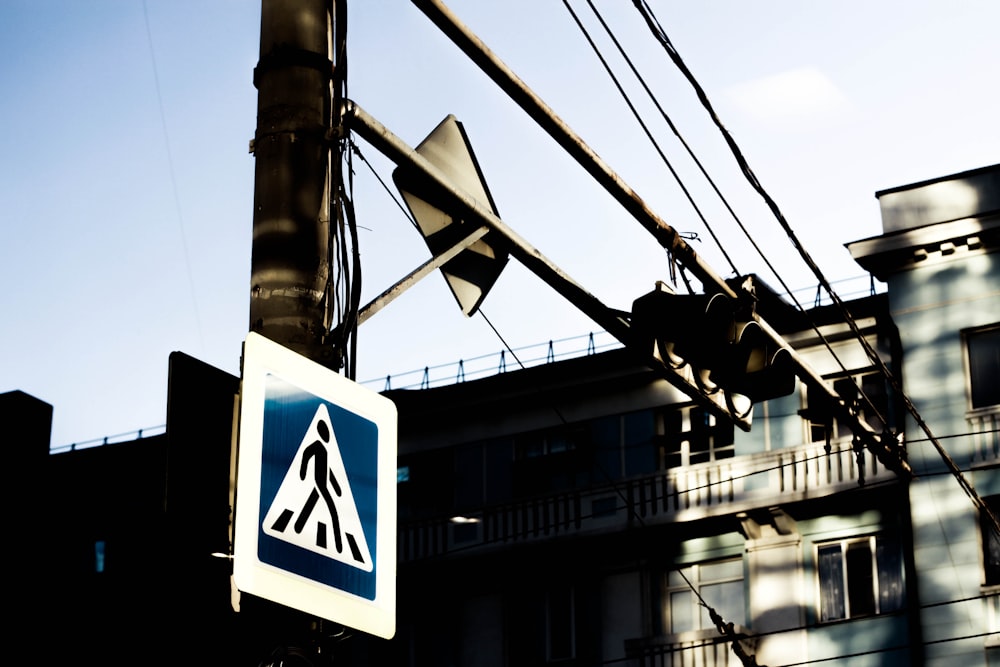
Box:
[343,102,632,343]
[411,0,735,302]
[250,0,335,367]
[356,225,491,327]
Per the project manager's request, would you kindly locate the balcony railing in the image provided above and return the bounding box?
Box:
[986,586,1000,648]
[968,407,1000,466]
[625,630,752,667]
[398,439,900,562]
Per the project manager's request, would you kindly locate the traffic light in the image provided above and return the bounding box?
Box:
[716,319,795,403]
[630,281,795,421]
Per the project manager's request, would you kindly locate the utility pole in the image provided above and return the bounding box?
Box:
[250,0,340,369]
[246,0,351,662]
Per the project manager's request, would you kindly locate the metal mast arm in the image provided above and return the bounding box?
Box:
[401,0,911,475]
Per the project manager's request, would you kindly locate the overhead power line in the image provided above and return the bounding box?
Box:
[142,0,205,354]
[559,0,740,277]
[566,0,898,440]
[629,0,1000,537]
[406,0,911,479]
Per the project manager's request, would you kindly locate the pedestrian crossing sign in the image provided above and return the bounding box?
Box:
[234,332,397,639]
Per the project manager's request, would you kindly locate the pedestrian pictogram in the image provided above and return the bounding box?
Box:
[263,403,373,571]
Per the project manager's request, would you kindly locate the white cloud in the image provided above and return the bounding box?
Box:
[726,67,854,125]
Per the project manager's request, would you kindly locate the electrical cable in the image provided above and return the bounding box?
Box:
[586,0,888,435]
[559,0,740,278]
[397,451,997,665]
[345,51,997,663]
[349,139,420,231]
[402,438,905,559]
[350,132,997,506]
[395,418,997,666]
[586,0,1000,631]
[326,0,365,378]
[562,0,903,473]
[575,0,754,283]
[429,298,997,659]
[630,0,1000,536]
[359,112,1000,544]
[141,1,206,355]
[478,307,758,654]
[339,0,364,381]
[401,311,999,660]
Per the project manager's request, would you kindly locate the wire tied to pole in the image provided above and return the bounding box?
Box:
[706,604,766,667]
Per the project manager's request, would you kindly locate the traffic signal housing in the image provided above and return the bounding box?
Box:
[630,281,795,422]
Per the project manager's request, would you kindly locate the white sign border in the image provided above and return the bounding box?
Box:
[233,332,397,639]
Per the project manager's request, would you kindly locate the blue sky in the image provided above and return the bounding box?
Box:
[2,1,998,448]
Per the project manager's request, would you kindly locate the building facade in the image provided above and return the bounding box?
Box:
[356,164,999,666]
[848,163,1000,666]
[363,285,915,667]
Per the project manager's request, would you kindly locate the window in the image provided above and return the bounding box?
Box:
[546,583,575,661]
[663,557,745,634]
[816,534,904,622]
[660,407,735,468]
[982,496,1000,586]
[396,449,454,520]
[966,325,1000,410]
[587,410,658,480]
[623,410,658,476]
[803,373,890,444]
[513,426,591,496]
[506,582,582,664]
[94,540,106,573]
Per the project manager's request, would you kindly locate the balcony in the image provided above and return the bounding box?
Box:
[986,586,1000,648]
[968,406,1000,466]
[625,630,752,667]
[398,439,902,562]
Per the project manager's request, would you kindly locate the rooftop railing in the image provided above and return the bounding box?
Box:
[51,424,166,454]
[360,330,622,391]
[49,273,885,452]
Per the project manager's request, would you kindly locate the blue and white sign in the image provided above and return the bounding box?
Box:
[234,332,397,639]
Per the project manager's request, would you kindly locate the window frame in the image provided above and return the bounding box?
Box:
[662,556,746,635]
[545,583,576,662]
[659,406,735,469]
[963,324,1000,413]
[512,425,590,497]
[802,371,890,445]
[814,533,905,623]
[981,495,1000,587]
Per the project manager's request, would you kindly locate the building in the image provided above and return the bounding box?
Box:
[5,354,309,665]
[7,164,998,666]
[848,163,1000,665]
[363,283,915,667]
[354,163,999,666]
